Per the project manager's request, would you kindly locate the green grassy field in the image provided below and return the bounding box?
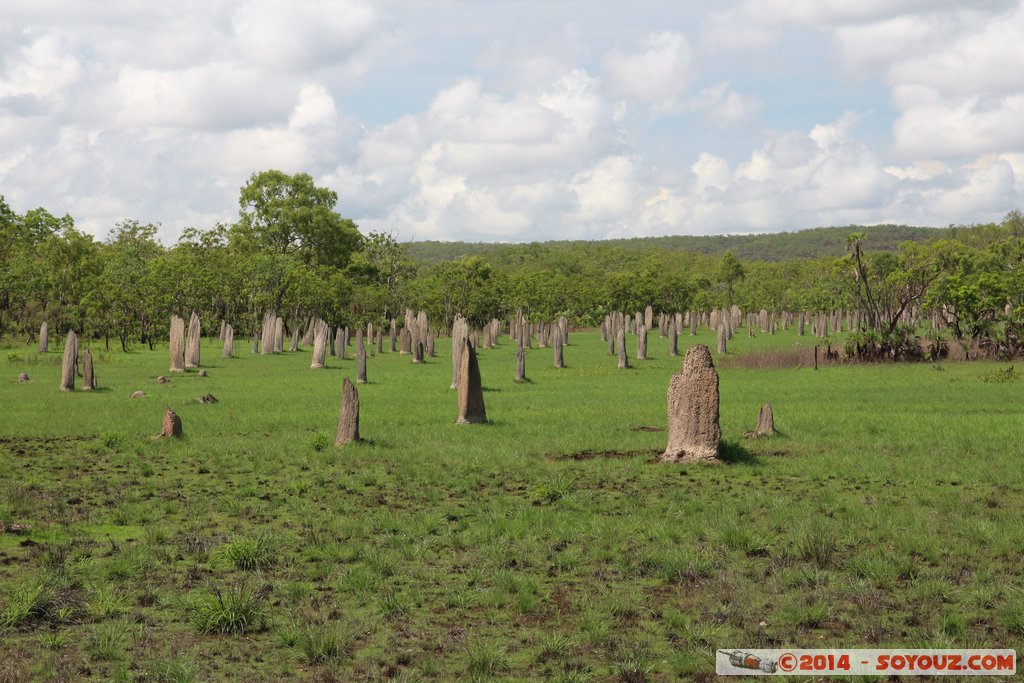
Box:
[1,327,1023,682]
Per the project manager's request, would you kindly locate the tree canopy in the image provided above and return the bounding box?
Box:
[2,181,1023,360]
[233,170,362,269]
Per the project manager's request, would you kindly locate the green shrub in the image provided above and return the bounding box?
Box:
[844,326,924,362]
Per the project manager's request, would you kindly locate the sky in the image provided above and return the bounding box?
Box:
[1,0,1023,244]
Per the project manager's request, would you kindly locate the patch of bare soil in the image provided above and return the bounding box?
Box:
[0,436,89,445]
[550,449,661,461]
[0,435,90,457]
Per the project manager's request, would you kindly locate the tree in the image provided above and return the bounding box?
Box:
[281,260,345,329]
[506,270,570,320]
[0,200,82,338]
[38,227,101,333]
[1003,209,1024,238]
[926,238,1023,358]
[345,230,416,320]
[421,256,503,329]
[234,170,362,271]
[89,221,163,351]
[717,251,745,307]
[845,235,951,334]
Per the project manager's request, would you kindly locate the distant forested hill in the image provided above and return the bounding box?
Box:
[406,224,954,264]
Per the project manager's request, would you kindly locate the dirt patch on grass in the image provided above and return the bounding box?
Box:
[0,435,91,457]
[718,346,843,370]
[629,425,664,432]
[0,436,90,445]
[551,449,661,461]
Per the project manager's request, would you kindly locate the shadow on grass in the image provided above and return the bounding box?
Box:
[719,439,760,465]
[742,428,788,439]
[455,418,501,427]
[343,438,382,448]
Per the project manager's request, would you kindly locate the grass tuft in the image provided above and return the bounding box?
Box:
[376,589,413,619]
[144,655,199,683]
[792,519,844,568]
[84,620,132,661]
[299,626,352,665]
[531,474,576,504]
[980,365,1016,383]
[1,583,54,630]
[613,641,656,683]
[188,584,269,634]
[304,433,332,452]
[464,640,508,680]
[220,532,280,571]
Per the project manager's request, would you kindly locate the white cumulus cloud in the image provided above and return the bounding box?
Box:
[602,31,693,113]
[1,1,1023,243]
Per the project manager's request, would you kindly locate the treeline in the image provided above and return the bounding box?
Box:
[2,170,1023,358]
[407,224,956,264]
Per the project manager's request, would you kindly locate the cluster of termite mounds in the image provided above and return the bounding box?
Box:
[334,310,497,444]
[32,305,782,458]
[56,329,97,392]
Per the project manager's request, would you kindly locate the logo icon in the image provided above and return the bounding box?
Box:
[727,650,779,673]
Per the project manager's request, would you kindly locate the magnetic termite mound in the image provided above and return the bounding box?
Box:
[745,403,777,438]
[159,407,183,438]
[335,378,360,445]
[456,338,487,424]
[661,344,720,463]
